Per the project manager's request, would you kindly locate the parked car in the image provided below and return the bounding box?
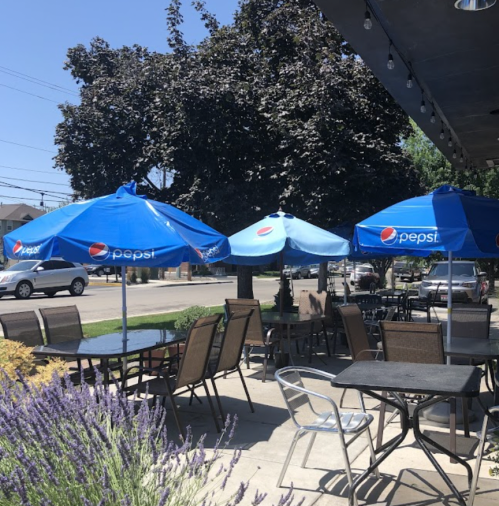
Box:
[85,264,122,277]
[418,261,488,304]
[283,265,311,279]
[0,259,89,299]
[309,264,320,278]
[393,261,422,282]
[349,264,377,286]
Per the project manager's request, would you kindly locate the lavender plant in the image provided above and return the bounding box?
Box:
[0,371,301,506]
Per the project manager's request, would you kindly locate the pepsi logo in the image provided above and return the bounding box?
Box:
[89,242,110,261]
[256,226,273,237]
[13,240,23,256]
[380,227,398,246]
[195,248,203,259]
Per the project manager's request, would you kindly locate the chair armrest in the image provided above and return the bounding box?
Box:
[355,349,383,361]
[265,327,277,346]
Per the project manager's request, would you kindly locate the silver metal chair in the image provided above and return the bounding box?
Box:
[468,406,499,506]
[275,366,379,504]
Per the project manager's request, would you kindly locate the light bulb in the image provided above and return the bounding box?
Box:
[460,152,464,163]
[420,99,426,114]
[407,73,413,88]
[453,149,457,159]
[448,137,453,147]
[439,129,445,140]
[387,53,394,70]
[430,111,436,123]
[364,11,372,29]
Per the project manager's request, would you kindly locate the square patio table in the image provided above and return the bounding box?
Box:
[33,329,187,384]
[331,361,481,506]
[260,312,327,364]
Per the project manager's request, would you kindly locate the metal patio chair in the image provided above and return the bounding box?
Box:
[275,366,379,504]
[0,310,44,347]
[225,299,277,382]
[123,314,222,439]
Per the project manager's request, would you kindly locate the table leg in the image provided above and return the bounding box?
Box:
[322,321,331,357]
[347,390,410,506]
[102,358,110,385]
[450,397,457,463]
[413,395,472,506]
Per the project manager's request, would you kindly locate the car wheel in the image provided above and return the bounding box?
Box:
[15,281,33,300]
[96,269,104,277]
[69,278,85,296]
[44,291,57,298]
[306,272,311,279]
[296,272,302,279]
[409,275,414,283]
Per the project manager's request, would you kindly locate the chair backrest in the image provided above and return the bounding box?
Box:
[39,305,84,344]
[450,303,491,339]
[380,321,444,364]
[176,314,221,389]
[225,299,265,346]
[215,309,253,373]
[0,311,44,347]
[298,290,331,329]
[337,304,374,361]
[383,306,397,322]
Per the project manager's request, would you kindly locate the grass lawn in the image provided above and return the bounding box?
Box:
[82,304,274,338]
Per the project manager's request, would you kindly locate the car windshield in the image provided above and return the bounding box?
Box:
[356,266,372,273]
[6,261,39,272]
[428,263,475,277]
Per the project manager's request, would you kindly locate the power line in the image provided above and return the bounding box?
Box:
[0,174,71,187]
[0,193,64,203]
[0,138,57,154]
[0,164,67,176]
[0,65,79,96]
[0,82,61,104]
[0,181,72,198]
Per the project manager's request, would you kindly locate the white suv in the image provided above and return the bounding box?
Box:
[0,259,89,300]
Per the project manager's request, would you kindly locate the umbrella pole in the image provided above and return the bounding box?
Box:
[279,251,284,316]
[446,252,453,365]
[343,259,348,304]
[122,265,128,374]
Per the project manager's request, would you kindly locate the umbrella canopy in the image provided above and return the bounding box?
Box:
[3,182,230,350]
[354,184,499,359]
[226,211,351,266]
[354,185,499,258]
[4,182,229,266]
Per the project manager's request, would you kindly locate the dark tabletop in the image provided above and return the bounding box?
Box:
[261,312,325,324]
[444,338,499,360]
[33,329,187,359]
[331,361,481,398]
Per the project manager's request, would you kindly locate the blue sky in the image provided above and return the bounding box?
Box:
[0,0,240,208]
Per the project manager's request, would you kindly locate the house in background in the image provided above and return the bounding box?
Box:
[0,203,45,265]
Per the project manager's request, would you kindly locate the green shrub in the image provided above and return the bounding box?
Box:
[130,271,138,284]
[194,265,212,276]
[272,277,294,312]
[174,306,223,332]
[140,267,150,284]
[358,273,380,291]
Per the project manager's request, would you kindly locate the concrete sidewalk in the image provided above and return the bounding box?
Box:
[89,274,234,287]
[142,312,499,506]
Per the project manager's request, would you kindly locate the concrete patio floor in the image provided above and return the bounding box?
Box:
[144,303,499,506]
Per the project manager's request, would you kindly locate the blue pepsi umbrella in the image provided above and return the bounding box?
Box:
[354,184,499,355]
[3,182,230,343]
[227,211,350,266]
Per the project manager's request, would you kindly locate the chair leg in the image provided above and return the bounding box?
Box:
[245,345,250,369]
[338,431,359,506]
[323,324,331,357]
[339,388,347,409]
[262,347,269,383]
[462,400,470,438]
[468,413,489,506]
[277,430,302,488]
[210,377,225,421]
[202,380,221,433]
[301,432,317,468]
[366,426,380,479]
[237,366,255,413]
[167,394,185,441]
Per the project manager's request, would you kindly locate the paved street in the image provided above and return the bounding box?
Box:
[0,276,322,324]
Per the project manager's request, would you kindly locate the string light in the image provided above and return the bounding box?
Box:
[406,73,413,89]
[364,2,372,30]
[440,123,445,140]
[460,151,464,163]
[452,148,457,159]
[430,111,436,124]
[448,136,453,147]
[420,93,426,113]
[387,42,395,70]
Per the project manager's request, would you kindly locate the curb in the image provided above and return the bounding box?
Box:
[88,280,234,288]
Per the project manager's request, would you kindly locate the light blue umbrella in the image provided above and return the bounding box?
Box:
[354,185,499,356]
[3,182,230,342]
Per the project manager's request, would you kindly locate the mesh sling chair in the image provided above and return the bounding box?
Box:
[39,305,95,381]
[0,310,44,347]
[297,290,332,360]
[225,299,277,382]
[337,304,383,408]
[377,321,470,450]
[275,366,379,503]
[195,309,254,421]
[123,314,222,440]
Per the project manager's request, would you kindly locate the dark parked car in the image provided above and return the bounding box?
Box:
[85,265,122,277]
[393,261,422,282]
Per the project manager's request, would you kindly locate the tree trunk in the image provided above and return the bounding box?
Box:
[487,259,496,294]
[318,262,328,293]
[237,265,254,299]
